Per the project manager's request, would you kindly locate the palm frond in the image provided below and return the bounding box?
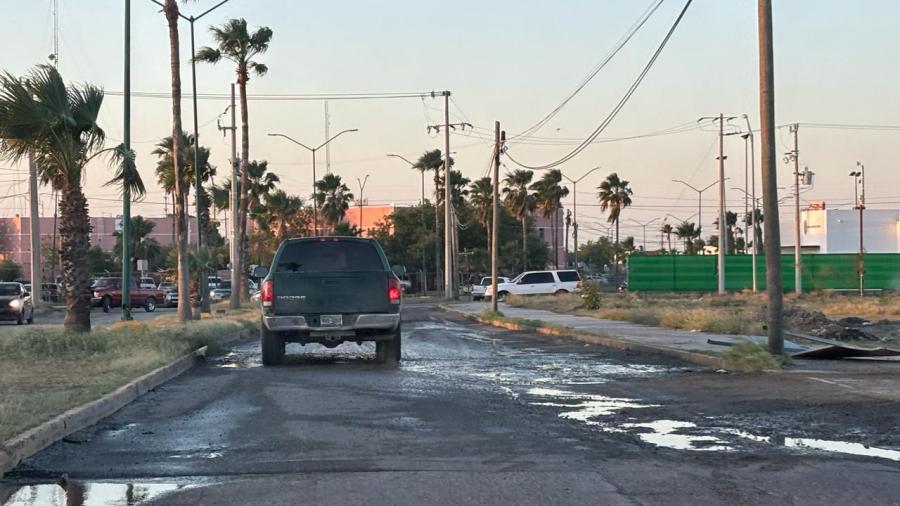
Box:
[104,143,146,198]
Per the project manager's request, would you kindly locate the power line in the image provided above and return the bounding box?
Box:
[505,0,694,170]
[511,0,666,141]
[104,90,439,102]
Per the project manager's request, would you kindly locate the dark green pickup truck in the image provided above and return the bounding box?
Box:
[254,237,402,365]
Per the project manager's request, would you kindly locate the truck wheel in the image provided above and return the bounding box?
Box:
[376,324,402,365]
[497,291,509,302]
[144,297,157,313]
[554,289,569,296]
[261,323,285,366]
[102,296,112,313]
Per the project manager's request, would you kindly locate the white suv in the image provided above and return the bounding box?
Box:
[485,270,581,301]
[471,276,511,301]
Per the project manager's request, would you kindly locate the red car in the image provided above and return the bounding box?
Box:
[91,277,164,313]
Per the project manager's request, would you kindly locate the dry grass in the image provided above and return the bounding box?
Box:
[792,292,900,319]
[722,342,784,372]
[0,307,259,442]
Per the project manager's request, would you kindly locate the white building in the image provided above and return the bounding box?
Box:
[780,207,900,253]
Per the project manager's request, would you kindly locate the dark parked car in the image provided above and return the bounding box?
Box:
[0,282,34,325]
[255,236,402,366]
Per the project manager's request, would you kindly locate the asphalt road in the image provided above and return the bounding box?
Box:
[3,303,900,505]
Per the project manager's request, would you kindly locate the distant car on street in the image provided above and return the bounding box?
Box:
[471,276,511,301]
[91,277,164,313]
[211,281,232,302]
[139,277,157,289]
[0,282,34,325]
[255,236,402,365]
[485,270,582,302]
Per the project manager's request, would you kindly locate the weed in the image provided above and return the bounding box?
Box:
[722,342,783,372]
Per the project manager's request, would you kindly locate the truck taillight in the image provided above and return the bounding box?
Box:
[388,277,401,304]
[261,279,274,306]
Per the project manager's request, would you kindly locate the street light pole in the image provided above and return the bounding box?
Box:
[850,163,865,296]
[387,153,427,294]
[672,179,718,238]
[562,166,601,271]
[628,218,659,251]
[268,129,358,237]
[357,174,369,235]
[742,114,758,292]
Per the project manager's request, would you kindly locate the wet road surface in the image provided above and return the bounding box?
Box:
[3,303,900,505]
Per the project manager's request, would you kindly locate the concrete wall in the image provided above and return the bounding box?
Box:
[780,208,899,253]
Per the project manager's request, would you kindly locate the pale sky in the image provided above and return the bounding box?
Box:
[2,0,899,246]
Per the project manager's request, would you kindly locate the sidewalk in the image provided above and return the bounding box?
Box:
[442,302,755,368]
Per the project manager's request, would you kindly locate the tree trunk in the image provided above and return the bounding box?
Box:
[521,216,527,272]
[433,173,441,291]
[614,216,620,273]
[238,75,250,303]
[165,0,192,323]
[59,182,92,332]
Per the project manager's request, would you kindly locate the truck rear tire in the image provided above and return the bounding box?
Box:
[261,323,285,366]
[376,324,402,364]
[144,297,157,312]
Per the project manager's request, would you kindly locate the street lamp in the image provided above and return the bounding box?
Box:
[850,163,865,296]
[741,113,759,292]
[387,153,428,294]
[356,174,369,236]
[562,166,601,270]
[628,218,659,252]
[150,0,234,315]
[269,129,358,236]
[672,179,720,237]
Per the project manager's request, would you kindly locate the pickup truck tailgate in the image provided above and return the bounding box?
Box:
[272,271,390,315]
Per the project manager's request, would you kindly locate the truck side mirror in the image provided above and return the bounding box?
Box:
[252,266,269,279]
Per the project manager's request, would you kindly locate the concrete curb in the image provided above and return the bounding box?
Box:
[439,304,725,369]
[0,346,208,478]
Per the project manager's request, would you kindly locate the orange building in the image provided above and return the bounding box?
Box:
[343,205,399,237]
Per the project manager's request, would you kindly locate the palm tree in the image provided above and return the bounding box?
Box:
[597,173,633,271]
[661,223,674,252]
[675,221,700,254]
[152,134,217,240]
[315,173,354,232]
[531,169,569,269]
[195,18,273,301]
[503,170,536,271]
[162,0,192,322]
[436,170,470,209]
[114,216,162,272]
[0,66,144,331]
[414,149,453,282]
[263,190,303,244]
[469,177,493,254]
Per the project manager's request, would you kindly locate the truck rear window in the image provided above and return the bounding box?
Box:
[276,240,384,273]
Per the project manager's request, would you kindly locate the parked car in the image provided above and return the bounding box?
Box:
[471,276,511,301]
[164,289,178,308]
[0,282,34,325]
[138,277,157,289]
[91,277,164,313]
[255,236,402,366]
[158,282,175,293]
[210,281,231,302]
[208,276,222,289]
[485,270,582,301]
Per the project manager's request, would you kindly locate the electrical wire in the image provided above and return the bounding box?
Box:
[104,90,439,102]
[505,0,694,170]
[510,0,666,141]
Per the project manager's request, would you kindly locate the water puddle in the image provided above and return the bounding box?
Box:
[616,420,733,452]
[213,350,261,369]
[783,437,900,462]
[2,482,185,506]
[527,387,655,425]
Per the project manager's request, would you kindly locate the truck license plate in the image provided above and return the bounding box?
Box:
[320,314,343,327]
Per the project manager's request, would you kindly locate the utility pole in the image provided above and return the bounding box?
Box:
[565,210,571,266]
[716,113,728,295]
[442,90,454,300]
[850,163,865,296]
[120,0,131,319]
[356,174,369,235]
[787,123,801,294]
[742,114,758,292]
[758,0,783,355]
[28,154,41,306]
[491,123,501,313]
[222,84,240,310]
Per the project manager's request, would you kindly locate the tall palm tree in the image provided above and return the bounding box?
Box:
[468,177,493,254]
[0,66,143,331]
[414,149,453,283]
[597,173,633,271]
[436,170,470,209]
[661,223,674,252]
[503,169,536,271]
[195,18,273,301]
[531,169,569,269]
[315,173,354,232]
[262,190,303,244]
[675,221,700,255]
[152,134,217,240]
[162,0,192,322]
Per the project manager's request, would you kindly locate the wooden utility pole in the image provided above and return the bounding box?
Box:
[227,84,240,309]
[758,0,784,355]
[491,123,501,313]
[716,113,727,295]
[28,153,41,307]
[442,91,454,300]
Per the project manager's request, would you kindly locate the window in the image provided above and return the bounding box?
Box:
[520,272,555,284]
[277,240,384,273]
[556,271,580,282]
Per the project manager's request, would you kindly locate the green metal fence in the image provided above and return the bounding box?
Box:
[628,253,900,292]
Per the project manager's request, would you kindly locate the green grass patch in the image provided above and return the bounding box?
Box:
[721,342,784,372]
[0,308,259,442]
